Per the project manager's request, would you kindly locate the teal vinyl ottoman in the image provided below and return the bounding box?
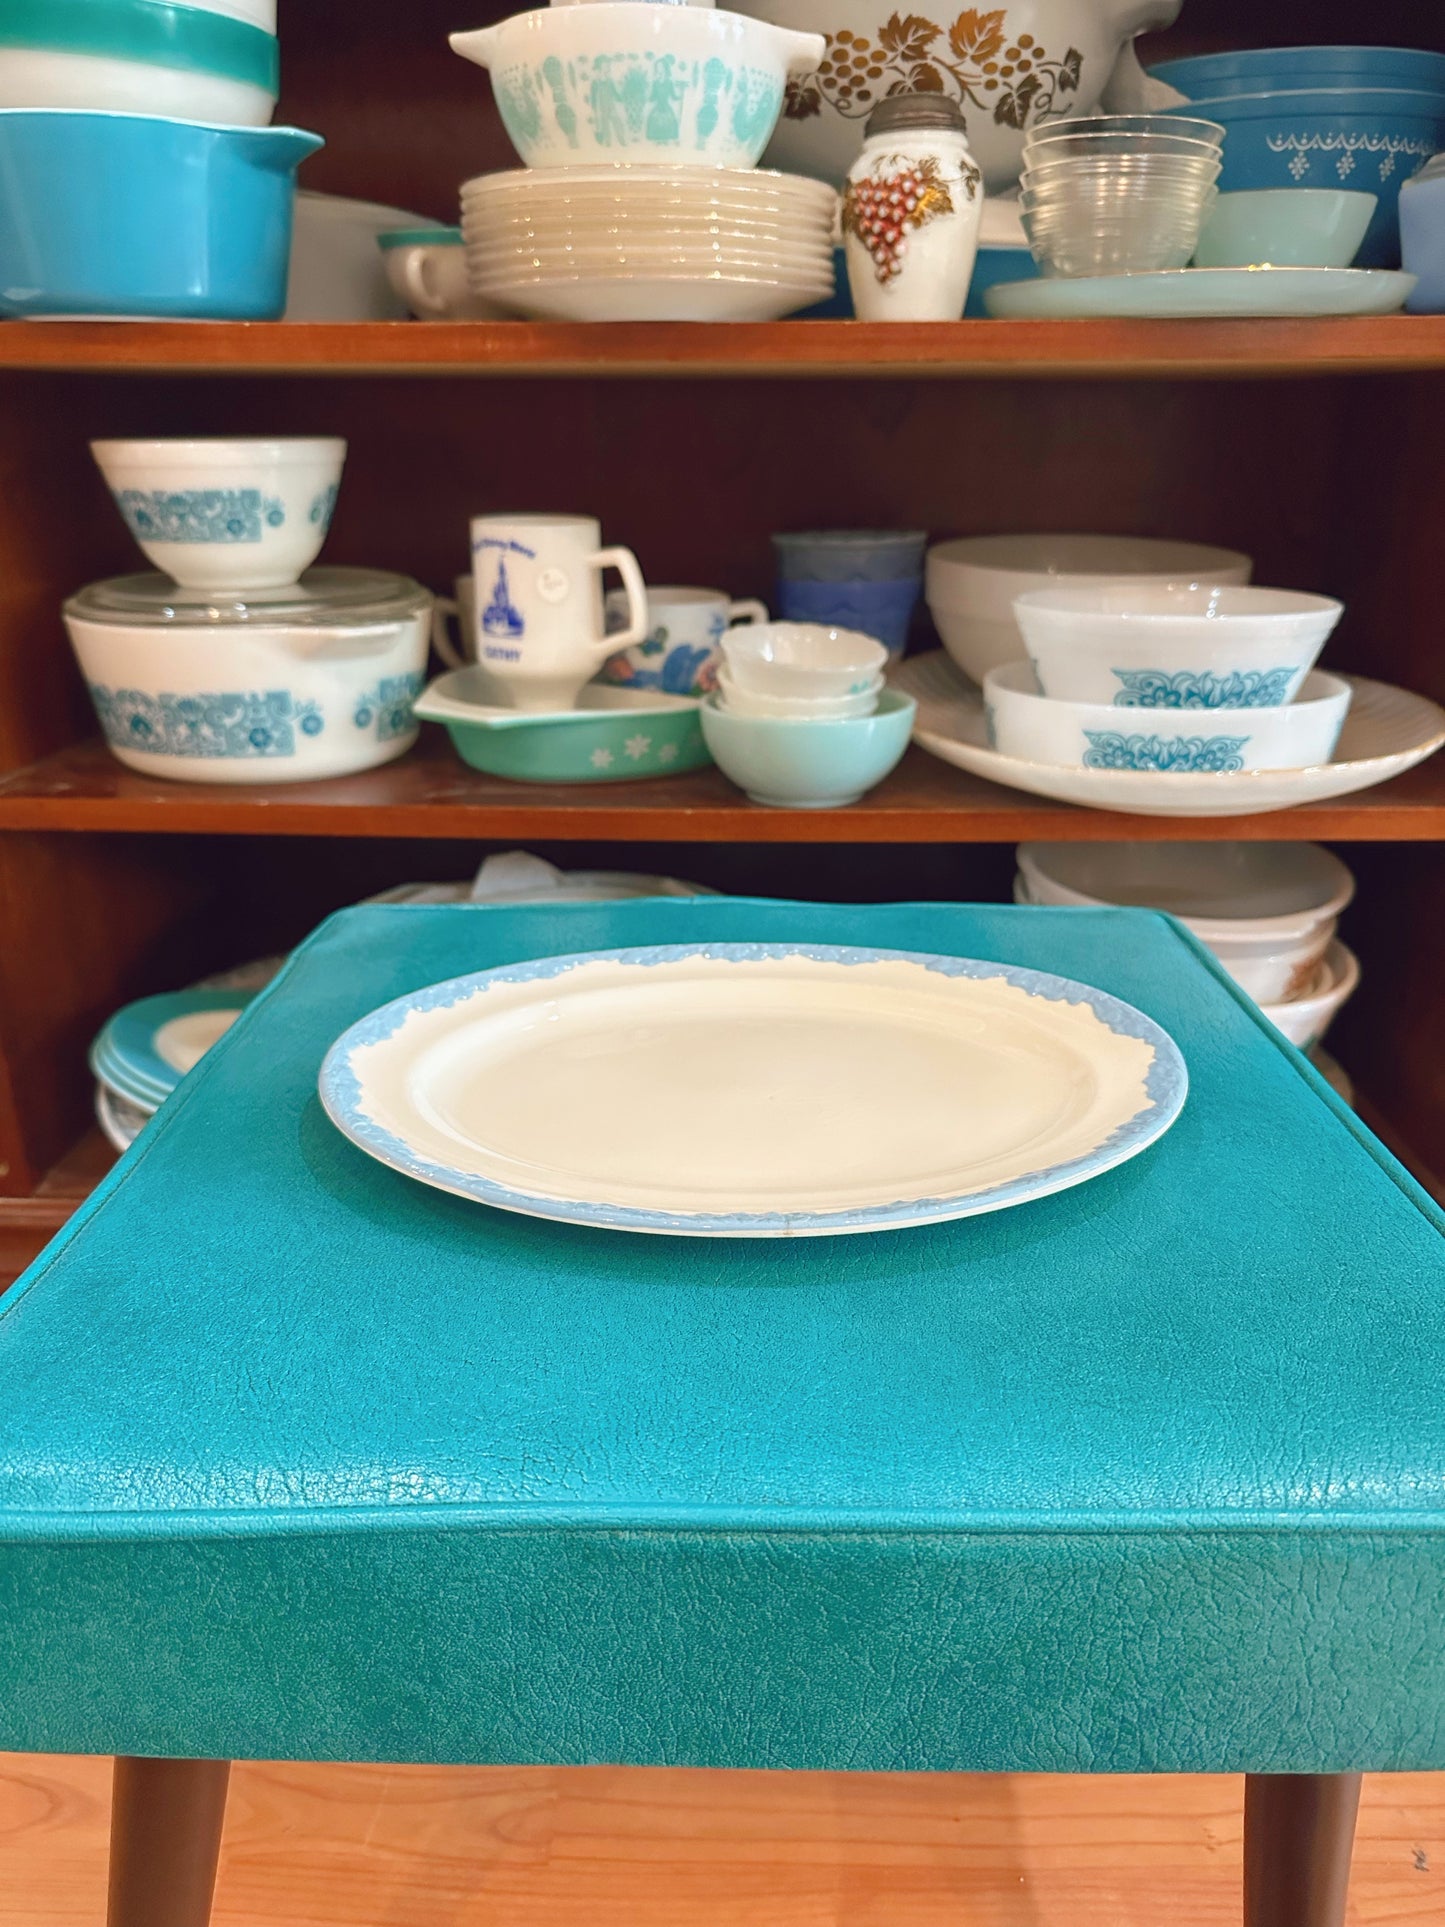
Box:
[2,899,1443,1926]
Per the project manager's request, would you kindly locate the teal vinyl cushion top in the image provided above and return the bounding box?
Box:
[2,899,1444,1774]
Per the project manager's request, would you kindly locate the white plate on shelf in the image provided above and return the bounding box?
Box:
[320,942,1186,1238]
[893,652,1445,818]
[471,273,833,323]
[984,266,1415,319]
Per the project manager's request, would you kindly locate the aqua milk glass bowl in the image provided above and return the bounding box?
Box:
[700,687,914,806]
[449,5,825,169]
[0,110,321,317]
[1012,581,1344,707]
[983,661,1352,771]
[1193,187,1378,267]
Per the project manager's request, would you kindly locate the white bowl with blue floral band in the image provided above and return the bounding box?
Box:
[983,660,1351,774]
[91,435,346,591]
[64,566,431,785]
[1013,581,1344,709]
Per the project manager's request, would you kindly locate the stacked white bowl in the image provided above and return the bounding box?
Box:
[986,579,1350,777]
[1015,841,1359,1055]
[1019,113,1224,277]
[449,0,835,321]
[698,620,915,807]
[717,621,887,717]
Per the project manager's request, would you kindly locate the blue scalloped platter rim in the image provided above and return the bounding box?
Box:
[318,942,1189,1239]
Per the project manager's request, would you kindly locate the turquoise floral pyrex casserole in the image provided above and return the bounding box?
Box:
[0,109,321,317]
[451,3,823,169]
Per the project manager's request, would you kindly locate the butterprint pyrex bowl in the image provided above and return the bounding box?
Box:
[450,5,824,169]
[1012,581,1343,708]
[0,110,320,318]
[91,438,347,591]
[984,662,1351,771]
[64,568,431,784]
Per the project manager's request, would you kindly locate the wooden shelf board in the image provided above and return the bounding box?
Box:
[0,1127,114,1285]
[1,316,1444,379]
[2,736,1445,841]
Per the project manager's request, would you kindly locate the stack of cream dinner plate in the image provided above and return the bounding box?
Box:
[461,165,838,322]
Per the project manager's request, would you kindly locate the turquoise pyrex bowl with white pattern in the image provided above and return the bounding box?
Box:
[451,3,824,169]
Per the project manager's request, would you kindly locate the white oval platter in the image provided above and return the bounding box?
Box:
[894,651,1445,818]
[319,942,1187,1237]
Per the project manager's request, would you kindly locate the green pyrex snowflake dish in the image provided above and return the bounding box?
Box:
[415,670,711,785]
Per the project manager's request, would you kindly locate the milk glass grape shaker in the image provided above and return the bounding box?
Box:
[843,94,984,321]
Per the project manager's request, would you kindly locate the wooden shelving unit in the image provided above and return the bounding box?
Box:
[5,735,1445,842]
[2,0,1445,1280]
[2,315,1444,380]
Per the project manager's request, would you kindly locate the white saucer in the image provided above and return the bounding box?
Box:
[893,652,1445,818]
[984,266,1416,319]
[320,942,1186,1238]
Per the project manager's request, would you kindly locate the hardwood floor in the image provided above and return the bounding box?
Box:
[0,1757,1440,1925]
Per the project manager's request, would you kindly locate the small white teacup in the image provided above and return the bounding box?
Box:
[379,228,503,319]
[469,514,648,711]
[599,584,768,699]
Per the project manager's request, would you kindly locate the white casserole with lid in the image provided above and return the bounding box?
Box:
[64,567,432,784]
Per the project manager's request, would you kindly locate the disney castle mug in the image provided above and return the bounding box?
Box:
[469,513,648,711]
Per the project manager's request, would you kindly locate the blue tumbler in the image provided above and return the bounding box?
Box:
[773,530,927,658]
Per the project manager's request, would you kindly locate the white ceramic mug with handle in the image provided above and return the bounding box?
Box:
[599,584,768,698]
[469,514,648,710]
[430,574,476,670]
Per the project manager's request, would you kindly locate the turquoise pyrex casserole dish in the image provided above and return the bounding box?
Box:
[0,110,321,317]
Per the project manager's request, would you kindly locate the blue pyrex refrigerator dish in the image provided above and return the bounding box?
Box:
[1160,84,1445,268]
[1400,153,1445,311]
[0,110,321,317]
[1150,45,1445,99]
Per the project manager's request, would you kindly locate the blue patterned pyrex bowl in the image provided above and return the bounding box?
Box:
[1161,85,1445,268]
[0,109,321,317]
[451,3,824,168]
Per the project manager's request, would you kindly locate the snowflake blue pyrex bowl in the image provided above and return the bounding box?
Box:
[63,568,432,785]
[90,437,347,591]
[983,661,1351,773]
[1161,86,1445,267]
[449,4,824,169]
[0,109,320,316]
[1012,581,1343,708]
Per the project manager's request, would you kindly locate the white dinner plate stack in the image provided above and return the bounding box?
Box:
[460,166,838,322]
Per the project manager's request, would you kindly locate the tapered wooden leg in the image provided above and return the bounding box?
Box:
[1244,1773,1362,1927]
[108,1756,231,1927]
